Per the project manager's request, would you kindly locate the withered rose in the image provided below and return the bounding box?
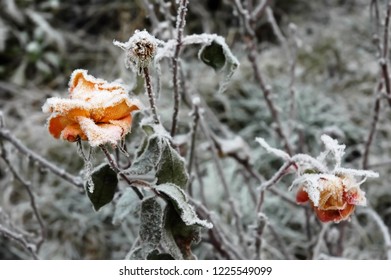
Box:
[296,174,366,223]
[42,69,142,146]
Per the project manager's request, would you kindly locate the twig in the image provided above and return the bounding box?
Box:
[0,128,83,190]
[363,81,383,169]
[0,224,39,260]
[142,67,160,125]
[187,99,200,196]
[312,223,330,260]
[0,148,46,250]
[364,208,391,260]
[246,39,293,155]
[190,198,245,260]
[198,109,248,257]
[171,0,189,137]
[381,2,391,106]
[141,0,160,31]
[266,7,291,61]
[100,145,144,200]
[251,0,271,21]
[267,222,292,259]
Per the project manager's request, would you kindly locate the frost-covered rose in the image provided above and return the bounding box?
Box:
[42,69,142,146]
[296,174,366,223]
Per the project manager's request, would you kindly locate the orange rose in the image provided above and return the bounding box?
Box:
[296,175,366,223]
[42,69,142,146]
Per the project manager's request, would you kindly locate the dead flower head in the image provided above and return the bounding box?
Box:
[113,30,158,74]
[296,174,366,223]
[42,69,142,147]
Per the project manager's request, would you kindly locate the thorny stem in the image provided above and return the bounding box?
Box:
[0,128,84,190]
[0,224,39,260]
[171,0,189,137]
[142,67,160,125]
[100,145,144,200]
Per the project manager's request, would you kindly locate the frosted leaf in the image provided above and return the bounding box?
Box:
[255,137,291,161]
[125,135,165,175]
[139,197,163,255]
[155,183,212,229]
[112,188,140,225]
[85,164,118,211]
[156,140,189,189]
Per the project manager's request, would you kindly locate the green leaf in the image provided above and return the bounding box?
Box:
[156,141,189,189]
[85,164,118,211]
[162,205,198,260]
[156,183,212,229]
[139,197,163,253]
[199,40,226,71]
[126,135,164,175]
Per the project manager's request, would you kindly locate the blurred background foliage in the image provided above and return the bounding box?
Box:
[1,0,391,259]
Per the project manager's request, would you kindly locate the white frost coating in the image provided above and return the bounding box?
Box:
[319,134,346,170]
[78,117,122,147]
[217,136,250,159]
[154,39,176,62]
[113,30,161,73]
[334,167,379,178]
[156,183,213,229]
[255,137,291,161]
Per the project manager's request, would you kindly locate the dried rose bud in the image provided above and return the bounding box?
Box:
[113,30,158,74]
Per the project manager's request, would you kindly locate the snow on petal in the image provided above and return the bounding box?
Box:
[42,69,142,146]
[78,117,123,147]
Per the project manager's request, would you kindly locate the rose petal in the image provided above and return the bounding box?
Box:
[61,123,87,142]
[108,114,132,134]
[296,186,309,204]
[43,97,91,121]
[48,115,72,139]
[314,204,355,223]
[69,69,125,98]
[78,116,123,147]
